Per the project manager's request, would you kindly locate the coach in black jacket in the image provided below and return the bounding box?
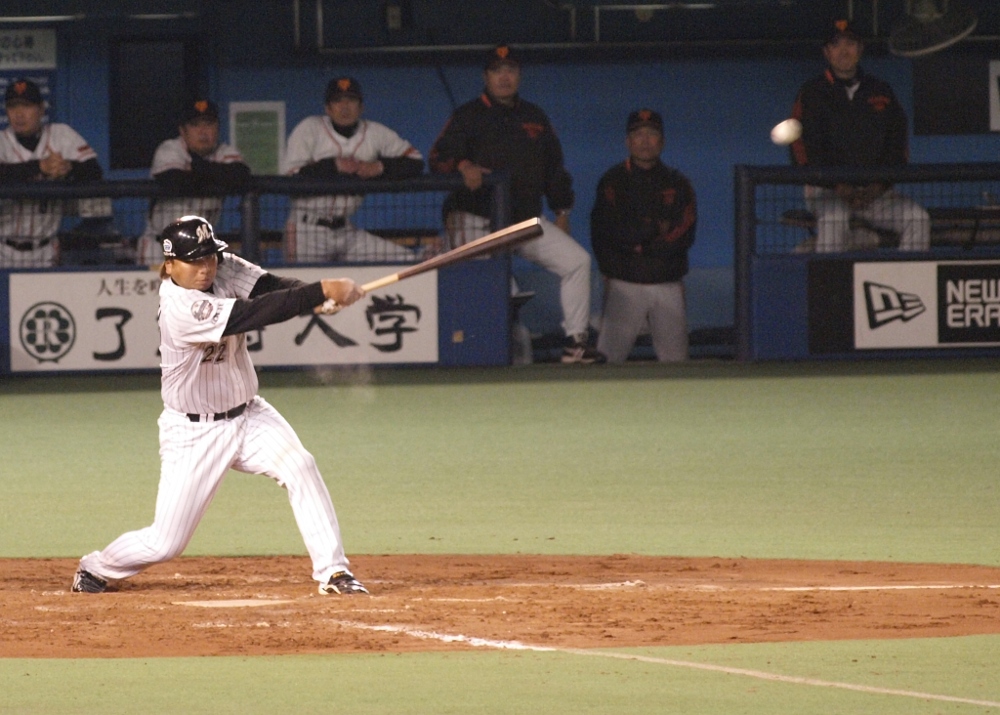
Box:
[591,110,696,363]
[790,19,929,253]
[429,45,603,364]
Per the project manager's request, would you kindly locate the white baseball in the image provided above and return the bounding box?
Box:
[770,118,802,146]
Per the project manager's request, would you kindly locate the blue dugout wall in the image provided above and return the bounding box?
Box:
[14,6,1000,346]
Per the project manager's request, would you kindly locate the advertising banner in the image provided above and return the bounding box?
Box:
[9,267,438,372]
[854,260,1000,349]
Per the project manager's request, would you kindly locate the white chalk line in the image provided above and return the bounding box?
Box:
[472,581,1000,593]
[330,619,1000,709]
[761,584,1000,592]
[174,599,295,608]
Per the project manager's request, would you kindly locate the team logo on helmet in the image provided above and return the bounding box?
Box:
[163,238,174,255]
[196,223,212,242]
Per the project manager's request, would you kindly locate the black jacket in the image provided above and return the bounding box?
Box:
[590,158,696,284]
[791,67,909,171]
[429,92,573,223]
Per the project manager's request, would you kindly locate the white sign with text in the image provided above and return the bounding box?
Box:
[9,266,437,372]
[0,30,56,70]
[854,260,1000,349]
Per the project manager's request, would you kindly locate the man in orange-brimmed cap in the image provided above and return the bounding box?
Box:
[136,97,251,265]
[283,76,425,264]
[430,44,604,364]
[0,78,102,267]
[788,20,930,253]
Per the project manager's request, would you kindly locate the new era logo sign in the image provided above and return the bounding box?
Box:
[864,281,926,328]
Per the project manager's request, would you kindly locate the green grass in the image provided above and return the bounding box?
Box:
[2,360,999,714]
[2,361,998,564]
[2,636,998,714]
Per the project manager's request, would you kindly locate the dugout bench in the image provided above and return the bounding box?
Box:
[780,206,1000,252]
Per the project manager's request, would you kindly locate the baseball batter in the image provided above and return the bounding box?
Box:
[590,110,697,363]
[284,76,425,263]
[136,98,251,265]
[0,78,102,268]
[73,216,368,596]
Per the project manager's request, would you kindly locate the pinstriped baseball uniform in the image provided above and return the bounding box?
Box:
[284,115,422,262]
[136,138,247,265]
[0,123,98,267]
[79,252,356,586]
[158,253,263,411]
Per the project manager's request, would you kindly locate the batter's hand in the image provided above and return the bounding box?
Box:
[320,278,365,310]
[458,161,490,191]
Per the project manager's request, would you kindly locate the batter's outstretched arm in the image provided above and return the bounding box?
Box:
[223,283,326,335]
[249,272,308,295]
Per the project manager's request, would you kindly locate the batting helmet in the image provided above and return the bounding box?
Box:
[160,216,228,261]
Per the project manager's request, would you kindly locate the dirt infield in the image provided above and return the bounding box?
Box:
[2,555,999,658]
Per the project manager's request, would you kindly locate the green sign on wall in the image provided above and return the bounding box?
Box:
[229,101,286,175]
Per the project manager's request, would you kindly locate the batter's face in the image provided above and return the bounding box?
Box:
[823,36,863,79]
[626,126,665,167]
[325,96,363,127]
[179,118,220,157]
[5,100,44,137]
[484,64,520,104]
[165,253,218,291]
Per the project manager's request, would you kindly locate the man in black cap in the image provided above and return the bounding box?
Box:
[591,109,697,362]
[283,76,425,263]
[429,45,603,364]
[136,98,251,265]
[789,20,930,252]
[0,78,102,267]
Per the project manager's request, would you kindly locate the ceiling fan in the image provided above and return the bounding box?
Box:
[889,0,978,57]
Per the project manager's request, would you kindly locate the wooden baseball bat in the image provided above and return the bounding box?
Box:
[361,217,543,292]
[318,217,543,315]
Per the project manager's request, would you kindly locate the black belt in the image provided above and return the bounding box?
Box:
[187,402,247,423]
[303,214,346,231]
[4,238,51,252]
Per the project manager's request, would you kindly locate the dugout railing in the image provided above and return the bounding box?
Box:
[0,172,512,267]
[735,162,1000,362]
[0,174,519,373]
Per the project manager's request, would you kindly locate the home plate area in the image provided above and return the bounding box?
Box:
[2,554,1000,658]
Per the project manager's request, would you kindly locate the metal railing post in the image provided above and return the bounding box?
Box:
[240,190,261,263]
[734,165,756,362]
[487,171,511,231]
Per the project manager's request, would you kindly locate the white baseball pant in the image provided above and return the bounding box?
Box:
[286,219,417,263]
[0,238,56,268]
[804,185,931,253]
[447,211,592,338]
[79,396,352,585]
